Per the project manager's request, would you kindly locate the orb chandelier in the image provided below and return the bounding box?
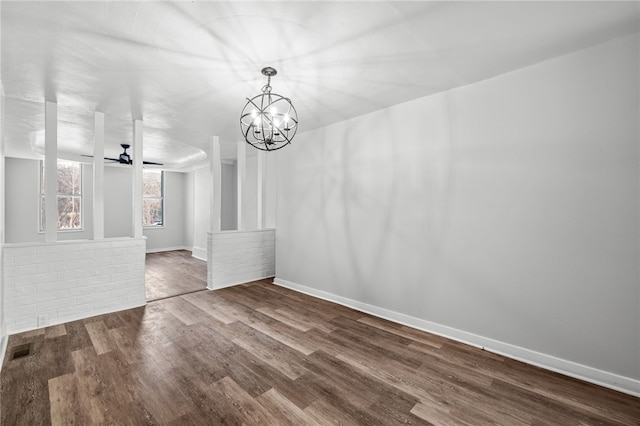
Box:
[240,67,298,151]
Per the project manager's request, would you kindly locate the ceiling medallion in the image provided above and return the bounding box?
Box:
[240,67,298,151]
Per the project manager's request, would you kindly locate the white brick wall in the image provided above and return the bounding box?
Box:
[3,237,146,334]
[207,229,275,289]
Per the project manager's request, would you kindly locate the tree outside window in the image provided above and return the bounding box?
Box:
[40,160,82,231]
[143,170,164,227]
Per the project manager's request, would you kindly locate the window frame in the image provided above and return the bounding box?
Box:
[142,169,165,229]
[39,159,84,233]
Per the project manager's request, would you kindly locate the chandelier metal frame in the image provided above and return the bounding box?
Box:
[240,67,298,151]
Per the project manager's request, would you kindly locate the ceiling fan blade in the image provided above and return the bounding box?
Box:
[80,155,162,166]
[82,155,118,162]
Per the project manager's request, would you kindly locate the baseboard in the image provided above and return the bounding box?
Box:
[191,246,207,261]
[146,245,190,254]
[273,277,640,398]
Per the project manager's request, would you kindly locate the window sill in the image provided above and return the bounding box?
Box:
[38,228,85,234]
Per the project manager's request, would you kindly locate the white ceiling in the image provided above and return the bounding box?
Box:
[2,1,638,169]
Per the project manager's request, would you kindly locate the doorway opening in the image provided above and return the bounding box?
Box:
[145,250,207,302]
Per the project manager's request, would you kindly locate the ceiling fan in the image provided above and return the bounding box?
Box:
[83,144,163,166]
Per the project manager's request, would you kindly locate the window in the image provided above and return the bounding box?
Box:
[40,160,83,231]
[143,170,164,227]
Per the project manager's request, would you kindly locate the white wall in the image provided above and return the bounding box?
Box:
[191,166,210,259]
[242,154,258,230]
[5,161,191,252]
[101,165,132,239]
[207,229,275,289]
[144,171,188,251]
[274,34,639,393]
[184,170,194,249]
[191,162,240,258]
[5,158,94,243]
[3,238,146,334]
[264,154,277,229]
[0,72,6,360]
[221,162,237,231]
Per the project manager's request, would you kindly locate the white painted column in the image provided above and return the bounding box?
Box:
[257,150,265,229]
[236,140,246,230]
[0,80,4,342]
[44,101,58,243]
[132,120,143,238]
[210,136,222,232]
[0,82,5,245]
[92,111,105,240]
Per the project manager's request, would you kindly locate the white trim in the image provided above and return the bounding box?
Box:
[93,111,105,240]
[3,236,144,248]
[273,277,640,398]
[145,245,190,254]
[236,140,246,230]
[44,102,58,243]
[132,120,143,238]
[191,246,207,261]
[208,228,275,236]
[210,136,222,232]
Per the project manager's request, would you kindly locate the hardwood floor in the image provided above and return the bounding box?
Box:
[145,250,207,301]
[2,279,639,425]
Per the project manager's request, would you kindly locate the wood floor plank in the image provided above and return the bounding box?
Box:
[206,376,273,424]
[41,334,75,380]
[358,315,446,348]
[145,250,206,301]
[83,321,115,355]
[255,388,322,425]
[130,363,193,422]
[0,350,52,425]
[327,325,425,369]
[256,306,314,332]
[304,396,385,426]
[49,373,91,426]
[70,347,154,424]
[245,318,318,356]
[255,281,364,321]
[369,390,433,426]
[208,298,255,324]
[231,348,319,410]
[44,324,67,339]
[63,320,93,352]
[2,264,639,425]
[410,401,467,426]
[224,320,309,380]
[159,293,212,326]
[489,378,620,426]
